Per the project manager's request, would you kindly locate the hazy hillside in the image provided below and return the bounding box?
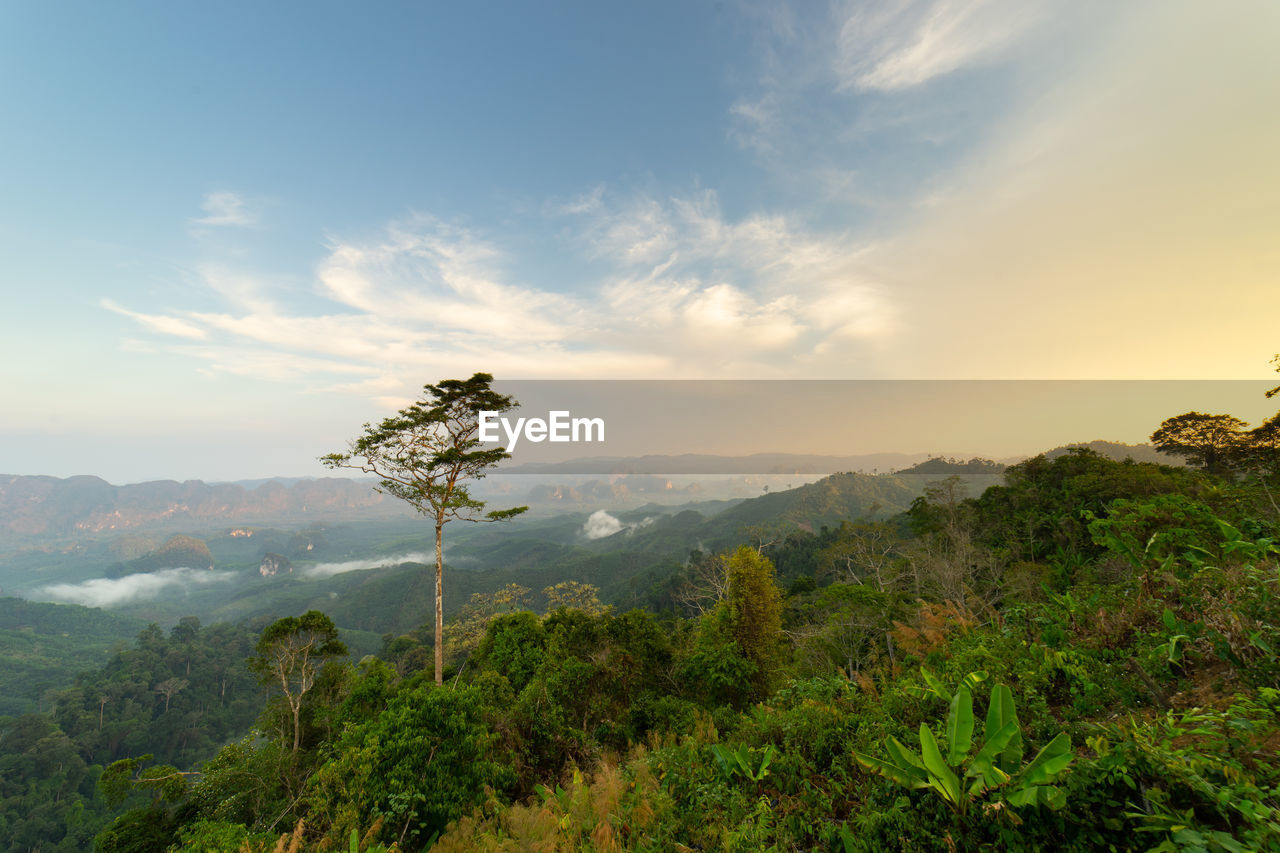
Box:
[0,474,412,540]
[0,598,146,715]
[893,457,1007,475]
[1042,440,1184,465]
[502,452,932,475]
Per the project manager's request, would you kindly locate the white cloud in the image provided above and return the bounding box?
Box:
[102,298,208,340]
[835,0,1050,92]
[317,216,580,342]
[582,189,896,358]
[581,510,654,540]
[194,191,258,227]
[304,552,430,578]
[582,509,624,540]
[38,568,236,608]
[107,194,897,388]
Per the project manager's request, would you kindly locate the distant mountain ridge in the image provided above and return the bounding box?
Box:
[1041,440,1184,466]
[501,452,934,475]
[0,474,410,538]
[0,442,1180,540]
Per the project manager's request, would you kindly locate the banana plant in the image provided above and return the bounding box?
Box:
[905,665,988,702]
[710,743,776,783]
[856,682,1073,821]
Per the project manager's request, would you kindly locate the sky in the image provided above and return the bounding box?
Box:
[1,0,1278,482]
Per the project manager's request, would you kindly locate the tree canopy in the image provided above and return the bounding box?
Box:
[1150,411,1248,475]
[248,611,346,759]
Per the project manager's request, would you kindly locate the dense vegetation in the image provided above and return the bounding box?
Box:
[0,599,146,717]
[1,619,262,849]
[4,398,1280,851]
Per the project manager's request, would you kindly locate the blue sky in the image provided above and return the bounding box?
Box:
[2,1,1278,482]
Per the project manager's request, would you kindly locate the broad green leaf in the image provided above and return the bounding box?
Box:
[885,736,927,776]
[920,667,952,702]
[969,721,1020,773]
[1249,632,1275,655]
[1006,784,1066,809]
[985,683,1023,770]
[919,724,961,806]
[946,686,975,764]
[1019,733,1073,786]
[1215,518,1243,543]
[709,744,732,777]
[855,753,929,789]
[967,764,1010,797]
[1208,830,1247,853]
[753,745,775,780]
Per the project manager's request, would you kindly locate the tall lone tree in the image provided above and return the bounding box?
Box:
[322,373,527,684]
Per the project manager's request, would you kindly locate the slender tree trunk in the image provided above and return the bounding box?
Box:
[292,699,302,757]
[435,519,445,685]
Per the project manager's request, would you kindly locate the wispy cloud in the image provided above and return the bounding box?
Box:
[304,552,430,578]
[835,0,1050,92]
[317,216,579,342]
[856,0,1280,378]
[724,0,1062,205]
[193,191,258,227]
[105,191,898,390]
[38,568,236,608]
[102,298,209,340]
[581,189,894,359]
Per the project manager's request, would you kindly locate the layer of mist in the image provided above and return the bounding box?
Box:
[303,552,430,579]
[38,568,237,608]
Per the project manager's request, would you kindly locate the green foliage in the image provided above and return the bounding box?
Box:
[543,580,606,615]
[722,545,786,697]
[248,610,348,758]
[856,680,1073,832]
[1086,494,1225,578]
[0,598,145,716]
[1151,412,1250,475]
[905,665,989,703]
[305,682,516,851]
[168,819,256,852]
[710,742,775,783]
[678,612,758,709]
[98,754,190,807]
[471,611,546,692]
[0,618,260,851]
[1084,693,1280,852]
[971,448,1209,569]
[181,736,291,830]
[108,533,215,577]
[93,805,175,853]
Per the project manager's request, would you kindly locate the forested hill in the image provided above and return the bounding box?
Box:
[0,598,146,716]
[1042,440,1185,465]
[706,471,918,531]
